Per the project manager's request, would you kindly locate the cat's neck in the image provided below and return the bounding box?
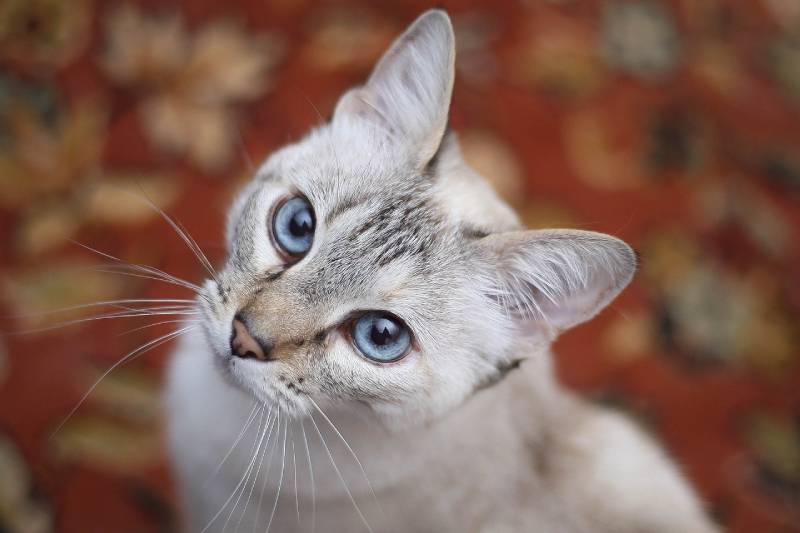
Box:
[271,354,565,500]
[313,342,562,445]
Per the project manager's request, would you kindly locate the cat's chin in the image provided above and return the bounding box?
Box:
[213,354,307,417]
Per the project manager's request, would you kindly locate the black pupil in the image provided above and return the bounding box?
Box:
[370,318,399,346]
[289,207,314,237]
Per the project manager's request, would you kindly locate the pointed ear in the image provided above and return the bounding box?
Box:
[334,9,455,165]
[479,230,637,335]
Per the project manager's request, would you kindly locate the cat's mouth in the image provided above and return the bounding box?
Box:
[213,347,309,417]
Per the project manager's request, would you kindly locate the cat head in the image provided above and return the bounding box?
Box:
[197,10,636,429]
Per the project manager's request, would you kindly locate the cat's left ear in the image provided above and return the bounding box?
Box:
[478,229,637,336]
[334,9,455,165]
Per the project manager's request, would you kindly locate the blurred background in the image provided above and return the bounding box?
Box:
[0,0,799,531]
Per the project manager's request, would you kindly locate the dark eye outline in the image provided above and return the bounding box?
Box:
[344,311,415,365]
[269,195,316,261]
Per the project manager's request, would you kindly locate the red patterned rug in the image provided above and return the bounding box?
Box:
[1,1,798,531]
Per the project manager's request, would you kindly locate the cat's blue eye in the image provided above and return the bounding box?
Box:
[273,196,315,256]
[352,312,411,363]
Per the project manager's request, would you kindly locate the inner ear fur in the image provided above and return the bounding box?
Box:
[333,10,455,166]
[479,229,637,334]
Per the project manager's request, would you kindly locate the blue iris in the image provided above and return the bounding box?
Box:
[273,197,315,256]
[353,312,411,363]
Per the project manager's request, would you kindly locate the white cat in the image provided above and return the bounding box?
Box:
[166,9,718,533]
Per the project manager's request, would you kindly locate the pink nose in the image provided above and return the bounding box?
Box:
[230,318,270,361]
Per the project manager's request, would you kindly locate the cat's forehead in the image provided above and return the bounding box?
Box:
[266,123,421,207]
[231,129,463,309]
[304,182,448,289]
[305,179,455,298]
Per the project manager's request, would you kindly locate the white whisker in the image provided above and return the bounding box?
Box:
[51,325,196,439]
[95,260,204,290]
[235,128,254,171]
[253,411,282,533]
[70,239,206,294]
[133,190,220,285]
[300,419,316,533]
[208,405,267,533]
[291,427,299,523]
[204,402,261,488]
[117,318,202,337]
[7,298,196,319]
[221,406,268,533]
[95,267,205,296]
[233,406,275,533]
[265,417,288,533]
[309,413,374,533]
[309,398,382,515]
[18,309,199,335]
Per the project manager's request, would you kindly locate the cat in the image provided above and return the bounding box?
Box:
[166,9,718,533]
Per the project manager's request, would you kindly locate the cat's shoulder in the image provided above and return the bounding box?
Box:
[533,400,717,533]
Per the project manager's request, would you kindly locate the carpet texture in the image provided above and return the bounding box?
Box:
[0,1,798,531]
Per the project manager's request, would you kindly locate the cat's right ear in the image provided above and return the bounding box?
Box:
[333,9,455,166]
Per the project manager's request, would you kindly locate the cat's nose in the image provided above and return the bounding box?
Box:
[230,317,272,361]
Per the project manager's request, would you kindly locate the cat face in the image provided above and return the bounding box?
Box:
[196,10,636,429]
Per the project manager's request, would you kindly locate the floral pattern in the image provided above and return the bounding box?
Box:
[101,4,284,172]
[0,1,798,532]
